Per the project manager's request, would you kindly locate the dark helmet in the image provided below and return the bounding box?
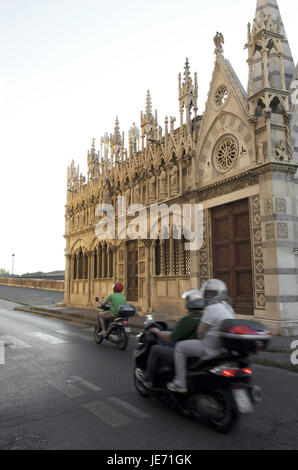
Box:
[182,290,206,311]
[200,279,228,305]
[113,282,124,293]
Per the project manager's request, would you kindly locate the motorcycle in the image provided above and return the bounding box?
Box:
[134,316,272,433]
[94,299,136,351]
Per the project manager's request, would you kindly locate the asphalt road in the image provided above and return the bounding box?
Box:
[0,298,298,451]
[0,284,64,307]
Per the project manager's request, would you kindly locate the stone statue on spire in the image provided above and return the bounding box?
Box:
[214,31,224,56]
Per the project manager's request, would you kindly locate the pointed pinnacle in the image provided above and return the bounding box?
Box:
[146,90,152,115]
[184,58,191,81]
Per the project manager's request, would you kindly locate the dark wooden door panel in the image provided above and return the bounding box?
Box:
[211,199,253,316]
[127,241,138,302]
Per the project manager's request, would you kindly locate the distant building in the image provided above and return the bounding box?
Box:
[64,0,298,335]
[21,271,65,281]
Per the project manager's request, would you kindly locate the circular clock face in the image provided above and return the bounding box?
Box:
[215,86,228,107]
[213,134,239,173]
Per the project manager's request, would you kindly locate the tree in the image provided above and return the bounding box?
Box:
[0,268,11,278]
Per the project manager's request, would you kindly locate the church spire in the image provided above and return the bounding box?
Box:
[246,0,296,163]
[178,58,198,132]
[248,0,295,93]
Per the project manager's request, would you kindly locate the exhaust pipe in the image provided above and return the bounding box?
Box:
[109,334,119,343]
[250,386,262,404]
[195,395,223,420]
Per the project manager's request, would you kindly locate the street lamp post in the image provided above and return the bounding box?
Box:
[12,254,15,277]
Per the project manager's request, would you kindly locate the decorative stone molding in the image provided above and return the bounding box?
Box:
[265,223,275,241]
[264,199,273,214]
[199,209,212,287]
[214,85,229,109]
[275,141,291,163]
[139,262,146,275]
[249,195,266,310]
[139,246,145,259]
[275,198,287,214]
[276,223,289,240]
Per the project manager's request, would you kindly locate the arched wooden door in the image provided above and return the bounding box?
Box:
[211,199,253,316]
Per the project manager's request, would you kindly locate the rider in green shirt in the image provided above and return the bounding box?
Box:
[97,282,126,337]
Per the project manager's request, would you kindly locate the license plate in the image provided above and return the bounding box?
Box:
[233,389,254,415]
[125,327,131,333]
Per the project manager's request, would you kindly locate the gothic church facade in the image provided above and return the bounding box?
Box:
[64,0,298,335]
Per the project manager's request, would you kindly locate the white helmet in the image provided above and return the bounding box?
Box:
[200,279,228,305]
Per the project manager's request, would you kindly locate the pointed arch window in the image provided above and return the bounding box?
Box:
[155,239,161,276]
[73,253,77,280]
[78,250,83,280]
[93,249,98,279]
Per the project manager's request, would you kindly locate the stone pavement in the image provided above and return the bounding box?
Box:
[0,288,297,373]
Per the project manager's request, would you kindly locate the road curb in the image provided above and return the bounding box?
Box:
[0,296,31,308]
[252,356,298,373]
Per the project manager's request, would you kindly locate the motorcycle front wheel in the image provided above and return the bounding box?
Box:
[94,324,104,345]
[133,367,149,397]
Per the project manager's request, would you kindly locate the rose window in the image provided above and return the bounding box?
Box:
[213,135,239,173]
[215,86,228,107]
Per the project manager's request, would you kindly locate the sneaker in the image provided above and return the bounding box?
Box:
[135,369,153,389]
[167,382,188,394]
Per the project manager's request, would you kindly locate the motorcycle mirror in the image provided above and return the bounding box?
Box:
[144,314,155,326]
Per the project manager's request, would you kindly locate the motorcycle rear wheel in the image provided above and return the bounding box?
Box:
[116,326,128,351]
[205,391,238,433]
[94,324,104,345]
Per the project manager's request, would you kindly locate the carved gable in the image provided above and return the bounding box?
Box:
[196,56,254,186]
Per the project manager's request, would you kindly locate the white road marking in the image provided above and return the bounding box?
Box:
[0,335,32,350]
[56,329,93,341]
[48,379,86,398]
[107,397,150,419]
[83,400,132,427]
[0,341,5,364]
[30,332,67,345]
[68,376,102,392]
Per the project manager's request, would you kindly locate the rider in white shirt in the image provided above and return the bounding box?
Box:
[167,279,235,394]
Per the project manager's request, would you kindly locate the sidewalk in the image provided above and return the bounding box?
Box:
[3,295,298,373]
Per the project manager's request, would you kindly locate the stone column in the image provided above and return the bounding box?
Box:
[160,240,166,276]
[102,244,105,279]
[258,166,298,335]
[112,246,118,283]
[144,240,152,312]
[87,251,92,306]
[97,247,101,279]
[179,162,183,196]
[169,237,174,276]
[64,254,72,304]
[76,252,80,280]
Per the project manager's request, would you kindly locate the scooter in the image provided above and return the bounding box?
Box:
[133,316,272,433]
[94,300,136,351]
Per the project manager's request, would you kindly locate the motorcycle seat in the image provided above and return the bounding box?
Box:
[187,355,230,371]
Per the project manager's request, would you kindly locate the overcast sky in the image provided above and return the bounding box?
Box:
[0,0,297,275]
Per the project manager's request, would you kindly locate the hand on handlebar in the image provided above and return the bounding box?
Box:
[149,328,160,336]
